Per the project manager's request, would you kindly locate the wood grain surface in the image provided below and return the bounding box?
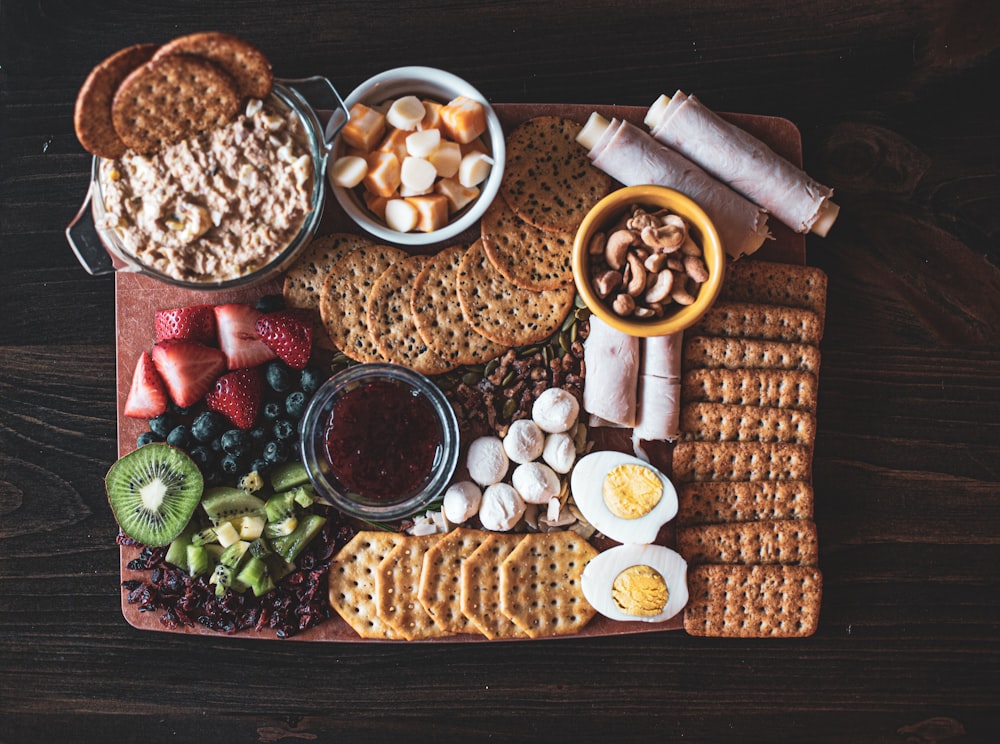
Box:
[2,1,998,742]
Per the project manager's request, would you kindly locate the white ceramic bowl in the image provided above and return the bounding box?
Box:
[328,66,505,247]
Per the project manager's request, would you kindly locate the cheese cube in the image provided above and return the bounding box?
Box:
[385,198,419,232]
[428,141,462,178]
[364,191,389,220]
[407,194,450,232]
[435,177,480,214]
[419,99,443,131]
[440,96,487,144]
[341,103,386,152]
[377,128,409,163]
[330,155,368,188]
[458,151,494,188]
[363,151,402,199]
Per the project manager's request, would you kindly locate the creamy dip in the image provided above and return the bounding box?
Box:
[98,98,314,283]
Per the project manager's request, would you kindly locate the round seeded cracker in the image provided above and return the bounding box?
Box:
[319,243,408,362]
[282,233,374,311]
[480,192,575,291]
[410,245,507,366]
[153,31,273,100]
[74,43,158,159]
[500,115,613,233]
[456,240,575,348]
[366,255,456,376]
[111,53,240,154]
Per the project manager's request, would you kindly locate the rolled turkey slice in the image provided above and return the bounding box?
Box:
[582,314,639,427]
[631,375,682,460]
[640,332,683,381]
[580,114,770,260]
[645,92,839,236]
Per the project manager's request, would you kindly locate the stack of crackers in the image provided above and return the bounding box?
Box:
[671,259,827,638]
[74,32,273,158]
[282,114,612,375]
[328,527,598,640]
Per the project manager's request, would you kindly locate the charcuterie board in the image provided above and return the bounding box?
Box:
[116,102,806,641]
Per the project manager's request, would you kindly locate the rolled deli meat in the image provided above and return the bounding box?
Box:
[632,332,684,457]
[582,314,639,427]
[645,92,839,236]
[579,114,770,260]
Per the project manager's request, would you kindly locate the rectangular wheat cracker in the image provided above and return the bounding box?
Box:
[721,259,828,320]
[689,301,824,345]
[671,441,813,483]
[684,564,823,638]
[676,518,819,566]
[676,480,815,527]
[680,402,816,446]
[682,336,821,376]
[681,368,818,412]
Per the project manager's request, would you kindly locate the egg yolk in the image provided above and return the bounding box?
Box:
[602,463,663,519]
[611,564,668,616]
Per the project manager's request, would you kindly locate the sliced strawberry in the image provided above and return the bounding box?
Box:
[151,340,227,408]
[255,309,314,370]
[205,368,264,430]
[214,303,277,370]
[154,304,217,344]
[123,351,168,418]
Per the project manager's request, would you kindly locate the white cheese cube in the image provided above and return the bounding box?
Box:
[458,151,494,188]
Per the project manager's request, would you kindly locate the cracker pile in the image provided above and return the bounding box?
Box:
[673,259,826,638]
[328,528,598,640]
[74,32,273,158]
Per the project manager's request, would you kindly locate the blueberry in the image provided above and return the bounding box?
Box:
[273,418,295,441]
[262,401,283,420]
[265,360,293,393]
[166,425,192,449]
[263,440,289,464]
[248,457,269,476]
[256,294,285,313]
[285,391,307,419]
[249,425,268,442]
[191,410,227,443]
[220,429,251,456]
[169,402,193,417]
[299,367,323,395]
[188,445,215,470]
[136,431,161,447]
[148,414,175,437]
[220,452,244,475]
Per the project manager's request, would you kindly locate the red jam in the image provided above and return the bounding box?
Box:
[322,378,442,500]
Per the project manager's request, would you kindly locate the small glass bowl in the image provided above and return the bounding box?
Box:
[299,363,460,521]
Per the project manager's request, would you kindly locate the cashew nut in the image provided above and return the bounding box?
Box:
[588,230,606,256]
[640,223,685,252]
[624,253,647,296]
[643,269,675,304]
[683,255,709,283]
[605,229,636,270]
[671,283,697,305]
[612,293,636,316]
[644,252,671,273]
[593,270,621,298]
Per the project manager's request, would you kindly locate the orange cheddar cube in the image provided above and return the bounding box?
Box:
[439,96,487,145]
[460,136,489,156]
[363,151,402,199]
[435,177,480,214]
[377,128,409,163]
[363,191,389,221]
[342,103,386,152]
[419,99,443,131]
[406,194,450,232]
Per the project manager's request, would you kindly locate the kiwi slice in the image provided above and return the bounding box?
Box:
[105,443,203,546]
[201,487,266,525]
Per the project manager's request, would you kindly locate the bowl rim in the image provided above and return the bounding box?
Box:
[298,362,460,521]
[329,66,506,247]
[572,185,726,338]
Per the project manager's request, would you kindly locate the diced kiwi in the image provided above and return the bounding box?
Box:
[191,525,219,546]
[264,513,298,539]
[186,544,210,577]
[272,514,326,563]
[164,525,195,569]
[268,460,311,492]
[201,487,266,526]
[105,443,203,546]
[265,491,298,523]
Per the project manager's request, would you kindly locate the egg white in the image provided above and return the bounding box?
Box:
[570,451,678,544]
[581,543,689,623]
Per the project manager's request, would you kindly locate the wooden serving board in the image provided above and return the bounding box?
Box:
[115,103,806,641]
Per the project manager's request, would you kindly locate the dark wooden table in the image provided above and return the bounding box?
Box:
[2,1,998,741]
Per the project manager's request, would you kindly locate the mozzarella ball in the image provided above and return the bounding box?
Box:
[511,461,561,505]
[502,419,545,464]
[531,388,580,433]
[466,436,509,486]
[478,483,525,531]
[542,432,577,474]
[442,481,482,524]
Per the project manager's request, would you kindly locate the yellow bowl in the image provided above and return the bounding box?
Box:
[572,185,726,337]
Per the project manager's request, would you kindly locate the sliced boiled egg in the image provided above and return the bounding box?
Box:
[581,543,688,623]
[570,451,677,544]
